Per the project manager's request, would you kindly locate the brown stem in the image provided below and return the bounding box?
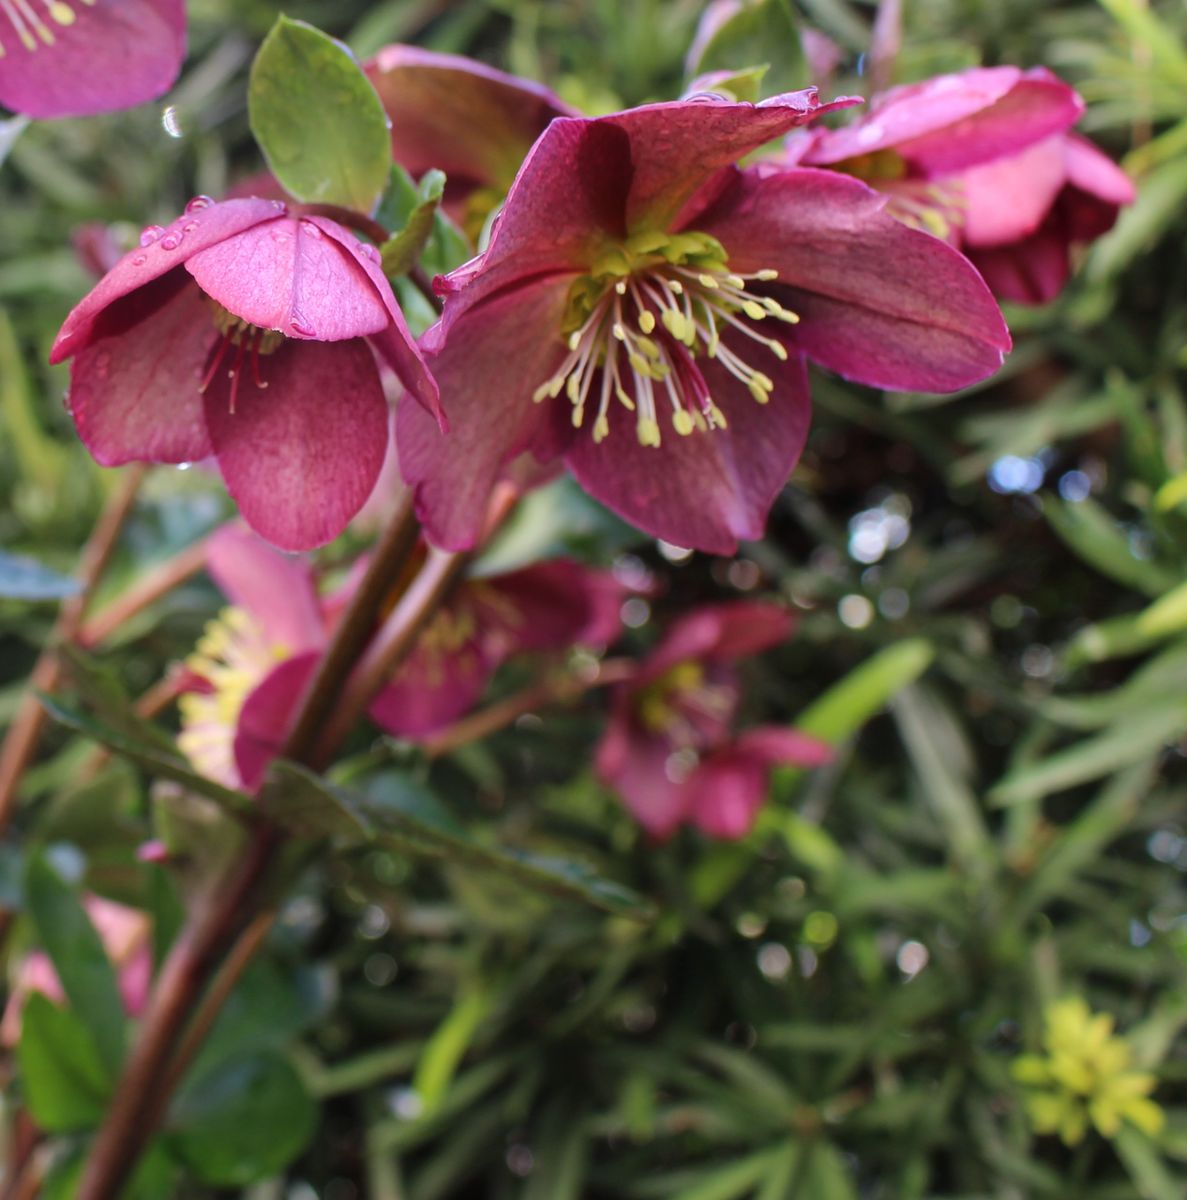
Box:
[77,537,210,649]
[76,490,424,1200]
[0,466,146,834]
[423,657,638,759]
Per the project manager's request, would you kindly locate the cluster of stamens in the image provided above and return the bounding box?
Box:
[177,607,288,788]
[533,230,798,448]
[837,149,967,241]
[637,660,737,745]
[0,0,91,56]
[200,302,285,414]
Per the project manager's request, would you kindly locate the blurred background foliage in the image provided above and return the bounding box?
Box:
[2,0,1187,1197]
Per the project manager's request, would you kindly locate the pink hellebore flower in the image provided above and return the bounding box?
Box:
[50,197,439,551]
[597,601,830,840]
[178,525,623,790]
[798,66,1134,302]
[364,45,577,236]
[0,895,150,1044]
[398,92,1010,555]
[0,0,185,119]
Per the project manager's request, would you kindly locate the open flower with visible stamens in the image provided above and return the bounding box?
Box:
[363,44,577,239]
[50,197,439,551]
[398,92,1011,554]
[178,525,623,791]
[597,601,831,839]
[797,66,1134,301]
[0,0,185,119]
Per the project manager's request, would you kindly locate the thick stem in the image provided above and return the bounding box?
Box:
[0,466,146,833]
[76,537,210,649]
[76,489,423,1200]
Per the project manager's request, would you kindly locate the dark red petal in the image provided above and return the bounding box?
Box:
[205,339,388,551]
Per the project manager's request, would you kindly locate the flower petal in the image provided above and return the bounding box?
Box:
[732,725,834,767]
[960,136,1068,246]
[649,602,794,674]
[0,0,185,119]
[233,652,320,791]
[364,45,577,194]
[185,215,390,342]
[564,344,812,554]
[596,715,689,840]
[398,274,572,550]
[69,272,214,465]
[205,339,388,551]
[965,226,1071,305]
[699,166,1010,391]
[204,524,326,652]
[684,749,771,839]
[51,198,285,363]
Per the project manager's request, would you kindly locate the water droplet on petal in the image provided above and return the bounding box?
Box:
[359,242,380,263]
[271,230,290,244]
[139,225,165,247]
[132,253,148,266]
[299,219,323,238]
[185,195,213,213]
[177,461,192,471]
[289,311,316,337]
[159,232,183,251]
[271,200,286,212]
[183,221,199,233]
[94,350,111,379]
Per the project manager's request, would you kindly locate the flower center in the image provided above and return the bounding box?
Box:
[0,0,88,56]
[636,659,735,743]
[199,302,286,413]
[177,607,289,789]
[534,229,798,448]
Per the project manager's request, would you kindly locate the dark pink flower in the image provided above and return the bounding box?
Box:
[364,45,577,236]
[0,0,185,119]
[178,525,623,790]
[597,601,830,839]
[398,93,1010,555]
[798,67,1133,301]
[50,196,439,551]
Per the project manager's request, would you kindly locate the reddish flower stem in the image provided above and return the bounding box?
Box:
[0,465,147,835]
[76,536,211,649]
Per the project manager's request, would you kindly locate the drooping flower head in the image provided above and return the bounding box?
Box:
[1012,997,1165,1146]
[50,197,439,550]
[398,92,1010,555]
[364,45,577,238]
[178,525,623,790]
[0,0,185,119]
[797,67,1134,302]
[597,601,831,839]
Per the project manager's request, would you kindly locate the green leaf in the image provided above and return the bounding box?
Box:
[17,993,110,1132]
[42,1142,177,1200]
[1114,1125,1182,1200]
[169,1053,318,1187]
[24,853,127,1079]
[686,0,805,97]
[39,695,253,817]
[0,549,79,600]
[248,16,391,211]
[258,759,375,841]
[379,165,447,277]
[413,979,493,1114]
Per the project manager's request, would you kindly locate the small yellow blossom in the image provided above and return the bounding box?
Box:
[1012,997,1165,1146]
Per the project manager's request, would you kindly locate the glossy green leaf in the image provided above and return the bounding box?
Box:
[379,165,447,277]
[169,1053,318,1187]
[17,993,110,1132]
[248,16,391,211]
[25,852,127,1078]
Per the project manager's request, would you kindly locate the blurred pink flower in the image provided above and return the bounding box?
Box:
[51,197,439,551]
[0,0,185,119]
[398,92,1009,555]
[1,895,150,1045]
[178,525,623,790]
[798,66,1133,302]
[597,602,830,839]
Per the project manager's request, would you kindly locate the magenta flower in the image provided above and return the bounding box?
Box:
[798,66,1133,300]
[364,45,577,235]
[50,197,439,551]
[178,525,623,790]
[0,0,185,119]
[397,93,1010,555]
[597,601,831,840]
[959,134,1135,304]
